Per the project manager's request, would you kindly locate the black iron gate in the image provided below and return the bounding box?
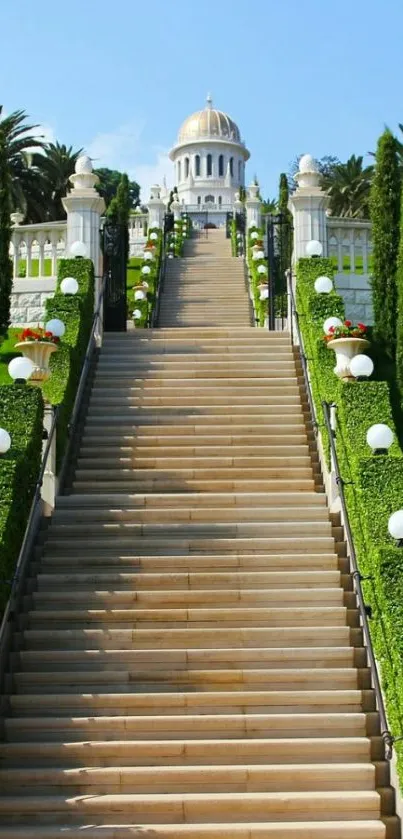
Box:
[102,220,128,332]
[265,212,293,330]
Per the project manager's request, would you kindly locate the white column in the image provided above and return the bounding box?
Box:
[62,155,106,290]
[148,185,166,229]
[289,154,329,262]
[245,183,262,229]
[171,197,182,221]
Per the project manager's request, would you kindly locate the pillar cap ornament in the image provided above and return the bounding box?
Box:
[68,154,100,192]
[295,154,322,190]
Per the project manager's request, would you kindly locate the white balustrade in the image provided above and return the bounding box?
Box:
[10,221,67,280]
[327,218,372,275]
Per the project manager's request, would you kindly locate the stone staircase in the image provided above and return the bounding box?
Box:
[158,228,252,326]
[0,233,399,837]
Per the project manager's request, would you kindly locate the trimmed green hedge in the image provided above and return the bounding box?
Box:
[129,229,163,328]
[43,258,95,464]
[0,385,43,610]
[296,255,403,785]
[247,226,268,326]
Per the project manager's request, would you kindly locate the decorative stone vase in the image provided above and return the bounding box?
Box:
[327,337,370,381]
[15,341,58,384]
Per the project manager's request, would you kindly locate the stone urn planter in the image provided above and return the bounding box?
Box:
[327,337,370,381]
[14,341,58,384]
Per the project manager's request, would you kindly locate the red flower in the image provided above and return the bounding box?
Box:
[357,322,366,330]
[344,320,352,327]
[328,326,335,333]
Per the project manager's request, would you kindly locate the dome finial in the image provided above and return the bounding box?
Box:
[206,93,213,109]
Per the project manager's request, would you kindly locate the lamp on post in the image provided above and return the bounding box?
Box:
[366,424,394,455]
[306,240,323,258]
[388,510,403,547]
[0,428,11,455]
[8,356,34,385]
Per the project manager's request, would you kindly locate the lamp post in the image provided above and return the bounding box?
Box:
[366,423,394,455]
[314,275,333,294]
[8,356,34,385]
[306,239,323,258]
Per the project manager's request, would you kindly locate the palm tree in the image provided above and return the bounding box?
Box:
[34,142,83,220]
[321,155,374,219]
[0,106,45,222]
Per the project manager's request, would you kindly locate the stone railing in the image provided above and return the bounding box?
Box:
[129,213,148,239]
[326,217,373,324]
[10,221,67,280]
[327,217,372,275]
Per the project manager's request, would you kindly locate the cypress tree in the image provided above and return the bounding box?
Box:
[395,188,403,396]
[370,130,401,357]
[278,173,293,292]
[0,126,12,336]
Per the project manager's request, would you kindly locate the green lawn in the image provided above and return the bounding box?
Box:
[127,257,142,291]
[0,329,21,385]
[18,259,53,278]
[330,254,373,275]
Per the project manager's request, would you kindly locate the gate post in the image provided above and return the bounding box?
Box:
[289,154,329,261]
[148,185,166,230]
[62,155,105,299]
[245,182,262,230]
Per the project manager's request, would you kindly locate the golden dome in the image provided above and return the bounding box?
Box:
[177,95,241,144]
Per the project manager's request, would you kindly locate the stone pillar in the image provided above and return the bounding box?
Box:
[289,154,329,262]
[62,155,105,285]
[171,197,182,221]
[233,193,243,217]
[245,183,262,230]
[148,184,166,229]
[41,404,57,515]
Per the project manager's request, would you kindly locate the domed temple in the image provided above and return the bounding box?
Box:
[168,94,250,227]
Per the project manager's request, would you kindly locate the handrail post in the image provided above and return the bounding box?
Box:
[41,403,57,515]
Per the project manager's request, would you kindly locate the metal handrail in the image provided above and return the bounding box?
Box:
[287,276,394,759]
[150,229,167,328]
[287,279,319,432]
[0,406,59,689]
[58,275,107,492]
[322,400,394,760]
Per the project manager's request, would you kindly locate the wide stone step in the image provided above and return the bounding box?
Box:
[0,789,385,825]
[4,711,372,741]
[0,735,376,766]
[76,446,313,461]
[88,397,303,409]
[47,521,329,539]
[38,553,341,573]
[75,457,314,472]
[0,762,380,795]
[9,689,370,718]
[0,821,392,839]
[71,479,319,493]
[55,492,326,509]
[84,415,307,427]
[34,570,340,590]
[41,536,335,555]
[13,666,364,693]
[80,434,311,447]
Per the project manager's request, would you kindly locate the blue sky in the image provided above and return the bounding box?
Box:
[1,0,403,201]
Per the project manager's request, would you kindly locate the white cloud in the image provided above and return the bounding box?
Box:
[86,120,173,203]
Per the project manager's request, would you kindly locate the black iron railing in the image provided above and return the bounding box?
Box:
[150,222,168,327]
[288,275,394,759]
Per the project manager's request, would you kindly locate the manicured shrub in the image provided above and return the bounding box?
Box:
[370,130,401,358]
[0,384,43,610]
[43,258,94,464]
[296,253,403,786]
[0,129,12,336]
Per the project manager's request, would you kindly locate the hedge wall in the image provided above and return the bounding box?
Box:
[43,258,95,464]
[0,384,43,610]
[247,226,268,326]
[129,228,163,328]
[296,256,403,785]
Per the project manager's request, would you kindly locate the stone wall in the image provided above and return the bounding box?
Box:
[10,278,56,326]
[334,273,374,325]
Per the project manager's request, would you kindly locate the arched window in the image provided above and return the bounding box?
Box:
[177,161,181,182]
[206,154,212,176]
[218,154,224,177]
[238,160,242,180]
[229,157,234,176]
[218,196,222,206]
[185,157,189,178]
[204,194,214,203]
[197,196,201,205]
[195,155,200,176]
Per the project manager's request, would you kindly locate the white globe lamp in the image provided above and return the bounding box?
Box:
[60,277,79,296]
[134,289,146,301]
[388,510,403,545]
[306,240,323,258]
[8,356,34,383]
[250,231,259,240]
[143,251,154,261]
[257,264,267,274]
[45,319,65,338]
[69,241,87,258]
[349,354,374,380]
[0,428,11,455]
[259,287,269,301]
[366,423,394,455]
[323,317,343,335]
[314,276,333,294]
[133,309,142,320]
[141,265,151,275]
[149,232,158,241]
